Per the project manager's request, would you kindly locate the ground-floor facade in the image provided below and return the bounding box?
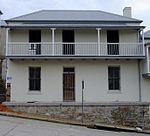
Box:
[6,59,150,102]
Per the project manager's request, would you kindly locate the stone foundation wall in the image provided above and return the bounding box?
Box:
[4,102,150,129]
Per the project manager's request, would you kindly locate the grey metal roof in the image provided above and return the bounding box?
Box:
[7,10,142,23]
[144,30,150,39]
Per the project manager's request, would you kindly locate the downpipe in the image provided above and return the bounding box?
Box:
[138,59,142,102]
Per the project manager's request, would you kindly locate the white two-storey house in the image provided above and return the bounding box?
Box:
[4,8,150,102]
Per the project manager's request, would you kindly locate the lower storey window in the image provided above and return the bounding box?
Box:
[29,67,41,91]
[108,66,120,90]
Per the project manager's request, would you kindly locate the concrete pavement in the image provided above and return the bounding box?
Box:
[0,115,149,136]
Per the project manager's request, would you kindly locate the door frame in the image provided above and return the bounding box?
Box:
[63,67,75,101]
[29,30,41,55]
[62,30,75,55]
[107,30,119,55]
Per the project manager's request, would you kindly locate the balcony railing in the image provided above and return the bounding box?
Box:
[7,42,144,58]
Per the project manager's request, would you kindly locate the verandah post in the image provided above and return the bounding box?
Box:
[96,28,101,56]
[51,28,56,56]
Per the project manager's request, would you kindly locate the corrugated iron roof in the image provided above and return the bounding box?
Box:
[7,10,142,23]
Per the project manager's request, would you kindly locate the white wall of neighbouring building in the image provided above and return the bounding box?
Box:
[141,77,150,102]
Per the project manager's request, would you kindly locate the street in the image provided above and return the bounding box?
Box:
[0,115,149,136]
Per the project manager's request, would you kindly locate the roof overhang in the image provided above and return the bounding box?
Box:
[6,19,143,23]
[5,23,145,29]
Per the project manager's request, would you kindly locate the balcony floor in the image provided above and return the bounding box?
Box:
[7,55,145,60]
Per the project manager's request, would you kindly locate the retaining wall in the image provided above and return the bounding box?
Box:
[4,102,150,129]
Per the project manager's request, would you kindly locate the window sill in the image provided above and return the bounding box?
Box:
[27,91,41,95]
[107,90,121,94]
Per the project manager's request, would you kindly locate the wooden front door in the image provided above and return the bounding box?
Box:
[63,68,75,101]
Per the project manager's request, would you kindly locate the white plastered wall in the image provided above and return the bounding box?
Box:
[7,59,141,102]
[119,29,138,43]
[9,29,52,43]
[8,29,138,43]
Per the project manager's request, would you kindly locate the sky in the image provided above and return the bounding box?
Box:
[0,0,150,31]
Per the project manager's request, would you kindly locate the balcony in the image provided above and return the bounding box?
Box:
[7,42,144,59]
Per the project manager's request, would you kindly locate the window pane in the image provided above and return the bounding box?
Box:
[29,68,34,78]
[108,67,113,77]
[64,68,74,73]
[35,68,40,78]
[109,79,113,90]
[114,79,120,90]
[29,67,41,91]
[35,79,40,90]
[29,79,34,90]
[108,66,120,90]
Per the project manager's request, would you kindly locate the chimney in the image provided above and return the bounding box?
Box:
[123,7,132,18]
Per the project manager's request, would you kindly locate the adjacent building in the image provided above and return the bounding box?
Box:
[144,30,150,44]
[143,30,150,77]
[0,10,6,102]
[0,10,6,78]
